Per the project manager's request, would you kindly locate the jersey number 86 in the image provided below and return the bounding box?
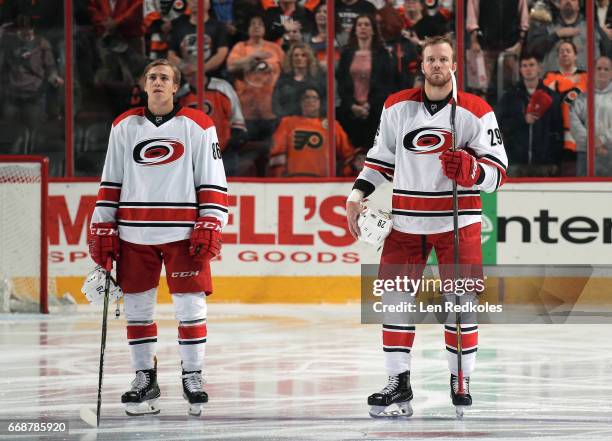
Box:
[212,142,222,159]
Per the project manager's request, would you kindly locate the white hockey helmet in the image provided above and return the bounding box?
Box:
[358,207,393,247]
[81,266,123,305]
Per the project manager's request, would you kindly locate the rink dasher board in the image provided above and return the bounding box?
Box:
[42,181,612,302]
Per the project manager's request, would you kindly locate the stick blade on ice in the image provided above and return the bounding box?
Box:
[80,406,98,428]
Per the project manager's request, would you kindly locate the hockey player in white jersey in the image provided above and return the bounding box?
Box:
[88,59,228,417]
[346,36,508,418]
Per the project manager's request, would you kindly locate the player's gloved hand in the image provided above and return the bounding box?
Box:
[88,222,119,268]
[189,216,222,261]
[440,149,482,187]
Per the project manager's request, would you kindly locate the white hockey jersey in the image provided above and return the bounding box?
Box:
[355,88,508,235]
[91,106,228,245]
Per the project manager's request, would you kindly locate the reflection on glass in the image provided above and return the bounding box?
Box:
[0,10,65,176]
[571,56,612,177]
[74,1,144,176]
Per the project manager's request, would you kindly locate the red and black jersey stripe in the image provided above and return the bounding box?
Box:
[116,201,198,227]
[392,189,481,217]
[364,157,395,180]
[96,181,122,208]
[478,155,507,190]
[197,184,228,214]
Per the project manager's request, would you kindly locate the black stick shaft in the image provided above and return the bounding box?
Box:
[96,260,112,427]
[450,94,464,391]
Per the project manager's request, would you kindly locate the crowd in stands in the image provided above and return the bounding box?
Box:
[0,0,610,177]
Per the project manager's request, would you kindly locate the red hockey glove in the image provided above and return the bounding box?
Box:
[189,216,222,262]
[88,222,119,268]
[440,150,482,187]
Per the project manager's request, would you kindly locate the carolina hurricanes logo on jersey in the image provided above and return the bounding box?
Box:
[133,138,185,166]
[403,127,452,154]
[294,130,323,150]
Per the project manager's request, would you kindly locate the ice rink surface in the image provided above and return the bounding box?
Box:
[1,303,611,441]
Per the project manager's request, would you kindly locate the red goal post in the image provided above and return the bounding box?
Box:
[0,155,49,313]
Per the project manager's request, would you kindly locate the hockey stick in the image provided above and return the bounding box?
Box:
[528,124,533,166]
[449,69,465,396]
[80,257,113,428]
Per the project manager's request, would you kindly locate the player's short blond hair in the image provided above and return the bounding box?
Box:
[421,35,455,63]
[142,59,181,85]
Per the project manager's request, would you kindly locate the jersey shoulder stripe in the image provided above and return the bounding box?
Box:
[177,107,215,131]
[384,88,422,109]
[113,107,145,127]
[456,91,492,119]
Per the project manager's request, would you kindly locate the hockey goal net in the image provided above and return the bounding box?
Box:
[0,156,50,313]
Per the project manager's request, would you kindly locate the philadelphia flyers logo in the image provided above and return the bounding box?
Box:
[403,127,452,154]
[294,130,323,150]
[172,0,186,13]
[563,88,581,104]
[133,138,185,166]
[203,100,213,116]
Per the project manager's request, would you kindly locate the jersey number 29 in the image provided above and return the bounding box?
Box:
[488,128,503,147]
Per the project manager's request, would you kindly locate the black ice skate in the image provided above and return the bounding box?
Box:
[182,369,208,416]
[368,370,413,418]
[121,367,161,416]
[450,374,472,419]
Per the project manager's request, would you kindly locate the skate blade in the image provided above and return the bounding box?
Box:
[125,399,160,416]
[369,401,413,418]
[455,405,466,419]
[188,403,205,417]
[80,407,97,428]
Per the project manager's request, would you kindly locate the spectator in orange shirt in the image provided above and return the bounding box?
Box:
[227,14,284,175]
[269,86,364,177]
[543,40,587,175]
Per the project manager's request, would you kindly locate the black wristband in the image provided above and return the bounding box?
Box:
[353,179,376,198]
